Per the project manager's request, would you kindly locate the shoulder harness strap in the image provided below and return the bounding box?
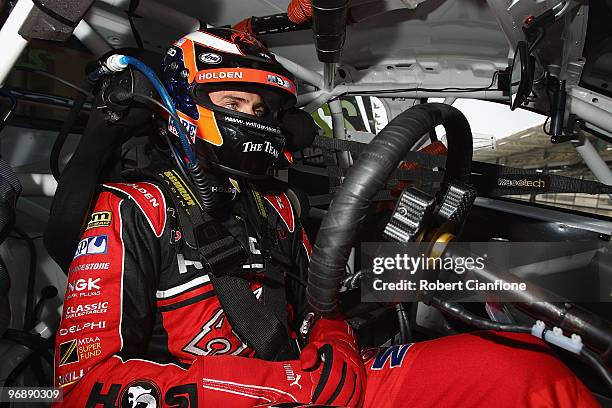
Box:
[123,167,296,361]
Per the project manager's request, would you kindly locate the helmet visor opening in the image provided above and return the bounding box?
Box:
[193,83,286,120]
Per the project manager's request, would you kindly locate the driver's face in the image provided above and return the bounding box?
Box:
[208,90,267,118]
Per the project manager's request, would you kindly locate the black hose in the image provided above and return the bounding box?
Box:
[307,103,472,317]
[0,257,10,336]
[432,296,612,393]
[188,161,216,211]
[51,80,93,181]
[580,348,612,394]
[396,303,411,343]
[445,245,612,359]
[427,296,532,333]
[248,13,310,35]
[13,227,37,331]
[131,93,216,212]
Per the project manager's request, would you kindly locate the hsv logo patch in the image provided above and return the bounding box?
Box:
[59,339,79,366]
[120,380,161,408]
[86,211,112,230]
[74,235,108,259]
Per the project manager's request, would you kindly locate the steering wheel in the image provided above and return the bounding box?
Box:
[306,102,474,317]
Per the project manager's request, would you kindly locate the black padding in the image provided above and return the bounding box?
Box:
[32,0,94,26]
[279,108,317,152]
[44,49,164,272]
[20,0,95,41]
[0,157,21,336]
[44,107,131,272]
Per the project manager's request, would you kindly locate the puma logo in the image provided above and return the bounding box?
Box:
[283,364,302,389]
[290,374,302,389]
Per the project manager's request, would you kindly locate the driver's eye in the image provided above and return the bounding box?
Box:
[254,108,266,118]
[225,102,238,111]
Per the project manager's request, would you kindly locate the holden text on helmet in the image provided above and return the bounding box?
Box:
[197,71,243,81]
[242,141,279,158]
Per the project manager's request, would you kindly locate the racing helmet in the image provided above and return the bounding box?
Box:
[161,28,297,179]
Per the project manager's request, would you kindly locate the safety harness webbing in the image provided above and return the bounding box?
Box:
[306,135,612,204]
[126,167,296,361]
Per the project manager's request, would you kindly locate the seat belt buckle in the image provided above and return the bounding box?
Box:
[194,220,227,248]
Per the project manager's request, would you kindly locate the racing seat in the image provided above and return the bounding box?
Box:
[0,156,21,336]
[44,48,164,272]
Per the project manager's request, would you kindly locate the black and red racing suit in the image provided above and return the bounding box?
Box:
[54,179,601,407]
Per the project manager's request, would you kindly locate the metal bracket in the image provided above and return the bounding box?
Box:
[565,57,585,87]
[560,2,588,85]
[551,113,582,143]
[437,183,477,224]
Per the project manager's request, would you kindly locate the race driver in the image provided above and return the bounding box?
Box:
[53,28,600,407]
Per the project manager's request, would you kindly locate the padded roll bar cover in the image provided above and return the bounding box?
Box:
[307,103,472,317]
[312,0,348,63]
[19,0,96,41]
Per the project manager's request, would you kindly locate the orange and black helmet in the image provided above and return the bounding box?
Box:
[161,28,298,179]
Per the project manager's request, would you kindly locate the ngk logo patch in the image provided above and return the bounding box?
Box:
[68,278,101,292]
[66,277,101,300]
